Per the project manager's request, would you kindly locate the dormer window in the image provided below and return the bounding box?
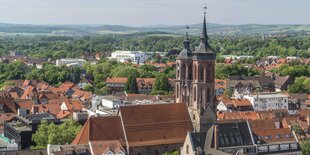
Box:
[77,149,86,153]
[65,150,74,155]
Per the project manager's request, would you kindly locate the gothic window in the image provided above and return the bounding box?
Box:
[207,88,211,102]
[186,145,189,154]
[194,64,197,80]
[206,68,211,82]
[176,85,179,98]
[176,63,179,79]
[199,65,204,82]
[194,87,197,101]
[188,64,192,80]
[182,64,186,79]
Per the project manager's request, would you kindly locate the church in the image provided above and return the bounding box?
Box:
[175,7,217,133]
[71,7,257,155]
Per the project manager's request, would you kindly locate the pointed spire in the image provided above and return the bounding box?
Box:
[177,26,192,59]
[192,3,214,55]
[183,25,190,50]
[201,4,209,42]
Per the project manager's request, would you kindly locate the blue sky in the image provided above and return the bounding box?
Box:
[0,0,309,26]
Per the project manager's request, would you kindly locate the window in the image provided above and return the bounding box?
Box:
[176,85,179,98]
[188,64,192,80]
[182,64,186,79]
[206,68,211,82]
[77,149,86,153]
[194,88,197,101]
[194,64,197,80]
[186,145,189,154]
[193,114,196,120]
[199,65,204,81]
[65,150,73,155]
[207,88,211,102]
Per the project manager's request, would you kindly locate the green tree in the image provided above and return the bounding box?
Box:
[288,76,310,94]
[83,84,95,92]
[112,65,140,78]
[32,119,81,149]
[124,74,138,93]
[138,65,157,78]
[302,140,310,155]
[152,73,170,95]
[292,124,303,135]
[224,88,233,98]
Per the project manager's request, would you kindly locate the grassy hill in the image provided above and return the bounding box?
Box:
[0,23,309,36]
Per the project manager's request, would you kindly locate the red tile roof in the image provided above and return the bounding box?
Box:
[231,99,252,107]
[106,77,127,84]
[297,109,310,117]
[90,140,125,155]
[0,98,17,113]
[51,82,76,96]
[217,111,260,120]
[72,90,92,101]
[215,79,226,90]
[16,98,83,116]
[252,128,295,143]
[249,119,278,131]
[119,103,192,147]
[72,116,125,145]
[72,103,193,147]
[20,86,37,99]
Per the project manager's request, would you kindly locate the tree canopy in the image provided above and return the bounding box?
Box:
[288,76,310,94]
[152,73,170,95]
[124,74,138,94]
[215,63,260,79]
[32,119,81,149]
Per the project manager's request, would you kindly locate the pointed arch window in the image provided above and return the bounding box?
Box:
[207,88,211,102]
[182,64,186,79]
[194,64,197,81]
[194,87,197,101]
[199,65,204,82]
[188,64,192,80]
[206,68,211,82]
[176,84,179,98]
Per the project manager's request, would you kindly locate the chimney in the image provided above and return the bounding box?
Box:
[307,115,310,126]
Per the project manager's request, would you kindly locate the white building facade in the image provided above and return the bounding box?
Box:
[109,51,149,64]
[102,96,123,109]
[56,58,86,67]
[244,93,289,111]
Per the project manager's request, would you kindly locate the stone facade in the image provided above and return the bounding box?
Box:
[175,12,216,133]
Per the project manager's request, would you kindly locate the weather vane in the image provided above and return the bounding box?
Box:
[204,0,207,14]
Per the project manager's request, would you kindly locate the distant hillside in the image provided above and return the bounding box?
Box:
[0,23,309,36]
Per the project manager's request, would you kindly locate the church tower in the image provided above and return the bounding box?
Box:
[175,27,192,106]
[176,6,216,133]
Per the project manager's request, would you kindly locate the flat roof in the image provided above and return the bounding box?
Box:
[250,94,288,98]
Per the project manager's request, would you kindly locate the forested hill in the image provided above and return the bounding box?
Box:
[0,23,310,36]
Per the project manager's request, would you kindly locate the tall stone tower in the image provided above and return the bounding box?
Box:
[175,7,216,133]
[175,29,192,106]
